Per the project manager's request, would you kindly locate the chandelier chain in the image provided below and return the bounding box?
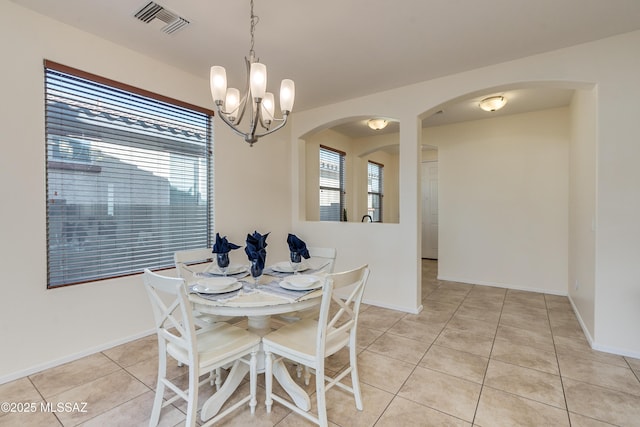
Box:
[249,0,260,59]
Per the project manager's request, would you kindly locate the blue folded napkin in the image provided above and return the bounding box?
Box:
[287,233,310,259]
[212,233,241,253]
[245,230,269,271]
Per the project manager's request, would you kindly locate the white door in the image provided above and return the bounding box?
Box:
[421,161,438,259]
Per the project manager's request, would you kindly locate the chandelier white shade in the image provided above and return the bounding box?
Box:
[479,96,507,112]
[210,0,295,146]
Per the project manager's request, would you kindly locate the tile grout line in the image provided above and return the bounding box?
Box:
[26,375,64,426]
[371,270,468,426]
[468,284,506,426]
[546,293,574,426]
[396,274,479,425]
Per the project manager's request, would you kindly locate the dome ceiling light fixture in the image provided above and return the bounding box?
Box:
[479,95,507,112]
[367,118,388,130]
[209,0,295,146]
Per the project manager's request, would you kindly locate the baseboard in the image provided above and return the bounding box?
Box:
[567,294,595,347]
[0,328,155,385]
[590,342,640,359]
[568,295,640,359]
[436,275,568,296]
[361,297,423,314]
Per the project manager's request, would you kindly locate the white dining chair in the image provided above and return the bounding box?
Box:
[262,265,370,427]
[174,248,241,327]
[143,269,261,427]
[174,248,237,384]
[274,246,337,323]
[306,246,337,274]
[174,247,215,280]
[273,246,337,380]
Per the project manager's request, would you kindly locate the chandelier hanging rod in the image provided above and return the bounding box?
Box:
[210,0,295,146]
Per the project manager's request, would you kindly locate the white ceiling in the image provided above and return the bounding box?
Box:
[12,0,640,136]
[330,87,575,138]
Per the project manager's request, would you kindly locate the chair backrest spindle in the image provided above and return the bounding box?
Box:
[143,268,198,363]
[316,265,369,359]
[307,247,337,274]
[174,247,215,280]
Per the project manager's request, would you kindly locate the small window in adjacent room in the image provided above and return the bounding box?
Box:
[368,161,383,222]
[44,61,215,287]
[319,146,346,221]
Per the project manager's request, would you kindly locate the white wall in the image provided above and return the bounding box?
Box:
[292,30,640,357]
[426,108,570,294]
[591,33,640,356]
[569,89,597,340]
[213,122,292,267]
[0,2,290,382]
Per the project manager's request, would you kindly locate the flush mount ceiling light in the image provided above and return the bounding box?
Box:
[367,118,388,130]
[479,96,507,112]
[209,0,295,146]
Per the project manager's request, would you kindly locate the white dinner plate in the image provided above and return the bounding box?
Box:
[271,261,309,273]
[279,274,323,291]
[205,263,247,275]
[192,277,241,294]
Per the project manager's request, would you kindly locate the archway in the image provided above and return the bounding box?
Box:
[300,116,400,224]
[417,82,595,299]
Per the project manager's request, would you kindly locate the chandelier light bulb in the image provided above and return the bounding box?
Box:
[250,62,267,100]
[210,66,227,102]
[225,88,240,121]
[280,79,295,113]
[262,92,275,123]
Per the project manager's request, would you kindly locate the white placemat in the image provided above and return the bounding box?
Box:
[189,283,254,302]
[252,278,322,301]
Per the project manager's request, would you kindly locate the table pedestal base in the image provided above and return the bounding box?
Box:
[201,360,246,421]
[200,315,311,421]
[272,359,311,411]
[201,357,310,421]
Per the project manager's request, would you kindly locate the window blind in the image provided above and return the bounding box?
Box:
[319,146,345,221]
[367,161,384,222]
[45,63,214,287]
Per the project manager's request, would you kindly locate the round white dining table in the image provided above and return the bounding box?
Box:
[188,273,322,420]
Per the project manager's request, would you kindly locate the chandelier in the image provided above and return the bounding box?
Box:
[209,0,295,146]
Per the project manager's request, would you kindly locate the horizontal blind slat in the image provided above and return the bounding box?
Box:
[46,66,214,287]
[319,147,345,221]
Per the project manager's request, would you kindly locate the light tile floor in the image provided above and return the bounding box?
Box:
[2,260,640,426]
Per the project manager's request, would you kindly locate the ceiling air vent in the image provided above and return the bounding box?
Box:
[134,1,190,35]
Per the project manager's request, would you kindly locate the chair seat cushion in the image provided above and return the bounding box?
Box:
[168,322,260,369]
[262,319,349,363]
